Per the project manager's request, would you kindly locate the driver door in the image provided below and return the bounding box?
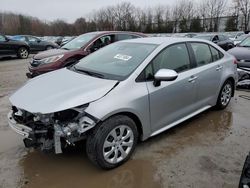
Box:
[145,43,198,133]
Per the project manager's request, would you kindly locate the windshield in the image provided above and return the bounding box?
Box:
[61,33,98,50]
[236,35,248,41]
[74,42,157,81]
[193,35,212,41]
[239,37,250,47]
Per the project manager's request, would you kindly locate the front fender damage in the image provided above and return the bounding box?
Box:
[8,105,99,154]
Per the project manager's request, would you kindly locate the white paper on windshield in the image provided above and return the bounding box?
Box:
[114,54,132,61]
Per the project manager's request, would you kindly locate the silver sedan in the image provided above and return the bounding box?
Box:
[8,37,237,169]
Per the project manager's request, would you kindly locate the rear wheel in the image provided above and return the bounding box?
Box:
[216,80,233,109]
[17,47,29,59]
[86,115,138,169]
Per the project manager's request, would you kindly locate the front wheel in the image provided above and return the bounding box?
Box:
[17,47,29,59]
[216,80,233,109]
[86,115,138,169]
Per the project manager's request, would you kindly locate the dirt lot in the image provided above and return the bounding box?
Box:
[0,57,250,188]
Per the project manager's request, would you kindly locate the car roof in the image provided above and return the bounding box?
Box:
[80,31,146,37]
[122,37,211,45]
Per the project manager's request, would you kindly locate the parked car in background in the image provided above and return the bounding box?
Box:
[231,34,249,46]
[172,33,197,38]
[228,36,250,69]
[8,37,237,169]
[225,31,245,41]
[0,34,30,59]
[194,34,234,51]
[11,35,59,52]
[26,31,146,78]
[60,36,75,46]
[239,152,250,188]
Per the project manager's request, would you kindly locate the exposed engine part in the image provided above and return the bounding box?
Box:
[10,105,97,154]
[78,116,95,133]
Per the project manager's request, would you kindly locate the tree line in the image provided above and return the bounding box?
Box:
[0,0,250,36]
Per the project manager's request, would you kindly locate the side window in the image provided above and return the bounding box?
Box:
[90,35,114,52]
[116,34,139,41]
[0,35,6,42]
[152,43,191,73]
[19,36,26,41]
[210,46,223,61]
[27,36,37,42]
[190,43,212,66]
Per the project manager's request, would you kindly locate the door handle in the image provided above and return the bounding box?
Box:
[188,76,198,82]
[216,65,223,71]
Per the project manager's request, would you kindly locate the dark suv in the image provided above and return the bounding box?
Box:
[26,31,146,78]
[0,34,30,59]
[12,35,59,52]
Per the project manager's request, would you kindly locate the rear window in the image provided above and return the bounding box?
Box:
[209,46,224,61]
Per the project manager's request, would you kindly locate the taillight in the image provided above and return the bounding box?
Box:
[233,59,238,64]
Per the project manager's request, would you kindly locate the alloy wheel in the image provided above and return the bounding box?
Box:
[103,125,134,164]
[220,83,232,106]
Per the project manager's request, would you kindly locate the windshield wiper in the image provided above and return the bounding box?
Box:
[73,67,104,78]
[239,45,250,48]
[61,47,69,50]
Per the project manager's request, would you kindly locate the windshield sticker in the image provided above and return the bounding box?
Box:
[114,54,132,61]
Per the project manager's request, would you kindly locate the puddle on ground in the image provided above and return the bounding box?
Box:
[20,148,162,188]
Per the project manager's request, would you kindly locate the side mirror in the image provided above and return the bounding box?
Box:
[37,39,41,43]
[153,69,178,87]
[5,37,9,42]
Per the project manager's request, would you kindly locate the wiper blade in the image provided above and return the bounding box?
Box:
[74,67,104,78]
[239,45,250,48]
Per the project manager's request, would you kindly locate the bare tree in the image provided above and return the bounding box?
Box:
[234,0,250,30]
[199,0,227,32]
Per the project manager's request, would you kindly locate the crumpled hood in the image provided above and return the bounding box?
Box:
[9,68,118,114]
[34,49,69,59]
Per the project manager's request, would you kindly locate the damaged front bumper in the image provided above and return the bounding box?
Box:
[8,111,32,138]
[7,107,98,154]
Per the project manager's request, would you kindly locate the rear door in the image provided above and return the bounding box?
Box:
[26,36,41,51]
[145,43,198,133]
[188,42,224,109]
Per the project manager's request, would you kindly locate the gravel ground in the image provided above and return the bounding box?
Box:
[0,57,250,188]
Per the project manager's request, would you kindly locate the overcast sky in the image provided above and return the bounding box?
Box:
[0,0,183,23]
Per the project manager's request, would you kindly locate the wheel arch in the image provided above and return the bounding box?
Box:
[17,45,30,53]
[225,77,235,97]
[100,111,144,141]
[221,76,236,97]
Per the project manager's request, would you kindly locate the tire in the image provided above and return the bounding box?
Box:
[215,80,233,109]
[86,115,138,169]
[17,47,29,59]
[46,46,53,50]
